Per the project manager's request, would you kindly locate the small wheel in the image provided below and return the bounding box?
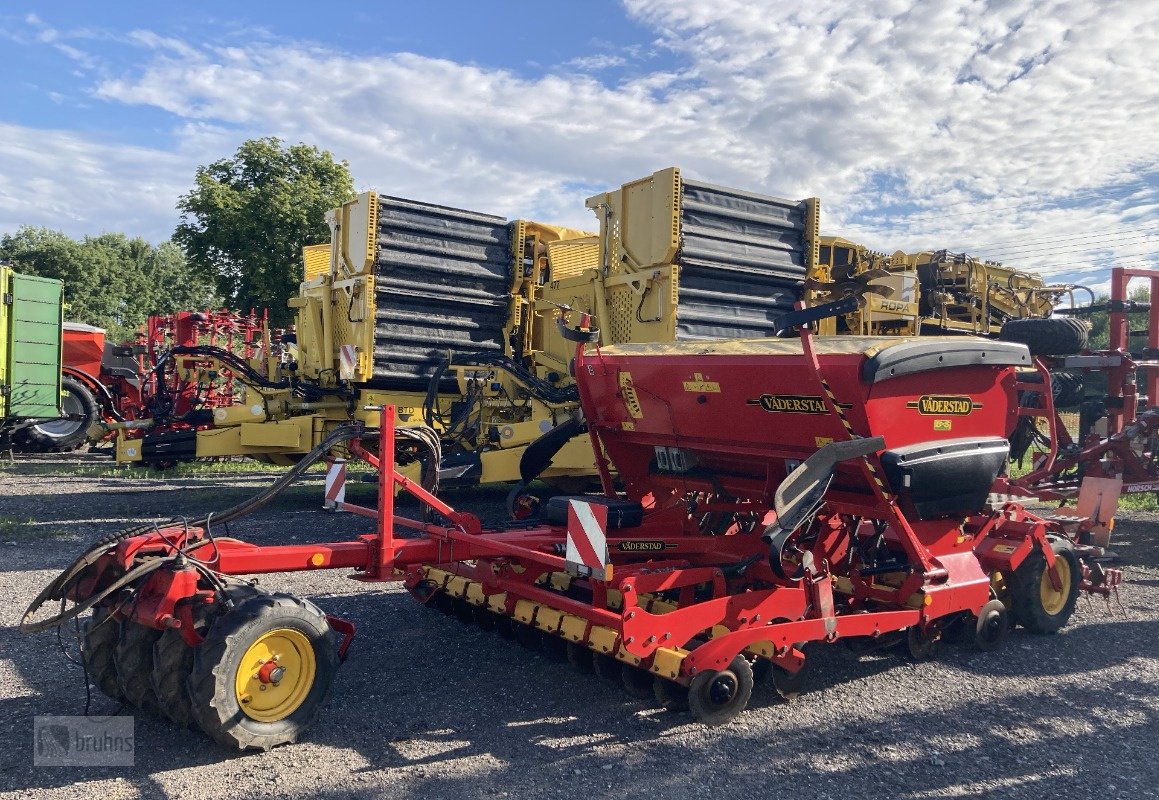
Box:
[566,642,593,672]
[494,615,516,640]
[621,665,654,698]
[1009,539,1081,634]
[592,653,622,682]
[513,624,542,650]
[750,656,773,686]
[152,629,196,727]
[473,607,497,632]
[82,606,124,702]
[115,621,164,716]
[974,600,1010,651]
[771,663,808,699]
[540,635,568,662]
[188,592,339,751]
[906,625,939,661]
[452,598,476,625]
[433,592,456,616]
[653,677,689,712]
[688,656,754,726]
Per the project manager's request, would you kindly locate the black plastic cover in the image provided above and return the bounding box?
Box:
[543,495,644,529]
[862,339,1030,384]
[676,179,808,340]
[879,437,1009,520]
[370,196,513,391]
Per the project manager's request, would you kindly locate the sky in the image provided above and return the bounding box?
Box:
[2,0,1157,298]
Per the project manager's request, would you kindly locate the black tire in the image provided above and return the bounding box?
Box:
[1019,370,1085,409]
[653,677,689,711]
[973,599,1010,651]
[687,655,754,726]
[16,375,100,452]
[152,629,197,727]
[115,621,164,716]
[188,592,339,751]
[592,653,622,682]
[999,318,1088,357]
[1009,539,1081,634]
[621,665,654,698]
[565,642,593,672]
[82,606,124,702]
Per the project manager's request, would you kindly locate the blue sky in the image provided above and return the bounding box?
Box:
[2,0,1157,297]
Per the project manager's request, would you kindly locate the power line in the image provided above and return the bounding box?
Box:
[969,222,1159,254]
[972,232,1159,260]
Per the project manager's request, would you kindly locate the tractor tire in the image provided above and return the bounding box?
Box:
[16,375,100,452]
[152,629,197,728]
[999,318,1088,357]
[1019,370,1085,409]
[82,606,124,702]
[114,621,165,716]
[188,591,339,751]
[1008,539,1081,634]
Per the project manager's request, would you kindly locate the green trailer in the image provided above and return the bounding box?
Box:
[1,263,64,438]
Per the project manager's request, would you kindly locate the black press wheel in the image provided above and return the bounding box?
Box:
[621,665,654,698]
[188,592,339,751]
[687,655,754,726]
[653,677,690,712]
[974,599,1010,651]
[82,606,124,702]
[114,620,165,716]
[152,628,197,727]
[1009,539,1081,634]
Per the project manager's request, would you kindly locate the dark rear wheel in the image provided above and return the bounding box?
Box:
[115,620,164,716]
[974,599,1010,651]
[621,665,654,698]
[687,656,754,726]
[82,606,124,702]
[152,629,197,727]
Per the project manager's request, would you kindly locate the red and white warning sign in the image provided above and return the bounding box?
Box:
[566,499,610,579]
[339,344,358,380]
[324,458,347,511]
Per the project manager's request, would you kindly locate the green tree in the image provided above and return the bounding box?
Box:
[174,137,354,325]
[0,227,217,339]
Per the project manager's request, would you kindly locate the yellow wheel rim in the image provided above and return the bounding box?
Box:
[234,628,316,723]
[1039,556,1072,616]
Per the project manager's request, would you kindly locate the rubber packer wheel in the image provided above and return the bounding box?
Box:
[688,655,754,726]
[152,629,197,727]
[16,375,100,452]
[973,599,1010,651]
[188,592,338,751]
[115,621,165,716]
[621,665,654,698]
[653,677,689,711]
[82,606,124,702]
[1009,539,1081,634]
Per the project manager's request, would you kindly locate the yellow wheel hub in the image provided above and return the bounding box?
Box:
[1039,556,1071,616]
[234,628,316,723]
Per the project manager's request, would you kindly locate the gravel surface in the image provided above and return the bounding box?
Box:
[1,453,1157,800]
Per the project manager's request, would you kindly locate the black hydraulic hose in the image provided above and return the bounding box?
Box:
[21,423,368,631]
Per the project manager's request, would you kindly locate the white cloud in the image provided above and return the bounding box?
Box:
[3,0,1157,287]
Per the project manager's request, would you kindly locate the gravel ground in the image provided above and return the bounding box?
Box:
[1,453,1157,800]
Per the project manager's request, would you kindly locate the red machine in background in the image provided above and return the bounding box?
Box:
[1008,267,1159,503]
[25,320,1112,751]
[17,309,267,453]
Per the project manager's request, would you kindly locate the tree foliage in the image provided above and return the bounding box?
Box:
[0,227,219,340]
[174,137,354,325]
